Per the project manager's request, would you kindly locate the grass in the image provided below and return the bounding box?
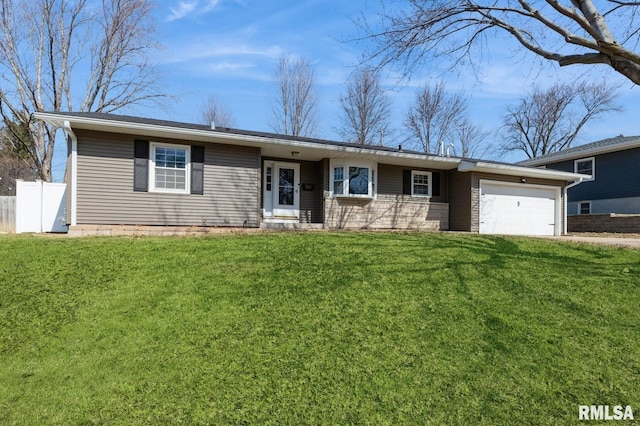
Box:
[0,232,638,425]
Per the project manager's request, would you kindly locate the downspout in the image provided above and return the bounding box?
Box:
[563,178,584,235]
[61,120,78,226]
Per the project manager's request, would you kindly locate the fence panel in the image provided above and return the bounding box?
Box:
[0,196,16,233]
[15,180,68,233]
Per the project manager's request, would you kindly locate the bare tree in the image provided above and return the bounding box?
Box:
[0,0,163,181]
[0,155,37,195]
[338,67,392,145]
[502,81,620,158]
[0,126,37,195]
[404,81,467,154]
[270,55,319,137]
[200,95,235,128]
[456,119,492,159]
[362,0,640,85]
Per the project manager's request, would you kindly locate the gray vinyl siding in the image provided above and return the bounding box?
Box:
[544,147,640,203]
[447,171,472,231]
[377,163,448,202]
[75,130,260,227]
[299,160,322,223]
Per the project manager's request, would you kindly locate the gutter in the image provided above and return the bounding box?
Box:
[61,120,78,226]
[563,177,585,234]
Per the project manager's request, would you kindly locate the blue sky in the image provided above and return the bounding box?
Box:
[51,0,640,180]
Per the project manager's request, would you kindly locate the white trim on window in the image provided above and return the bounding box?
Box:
[149,142,191,194]
[330,160,377,198]
[411,170,432,197]
[574,157,595,181]
[578,201,591,215]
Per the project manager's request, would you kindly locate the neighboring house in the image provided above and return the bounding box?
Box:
[519,136,640,215]
[34,112,586,236]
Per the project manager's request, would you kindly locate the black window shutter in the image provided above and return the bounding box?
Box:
[432,172,440,196]
[191,145,204,195]
[133,140,149,192]
[403,170,412,195]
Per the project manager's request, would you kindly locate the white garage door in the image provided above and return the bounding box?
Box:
[479,181,558,236]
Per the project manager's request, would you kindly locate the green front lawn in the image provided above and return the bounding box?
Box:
[0,233,638,424]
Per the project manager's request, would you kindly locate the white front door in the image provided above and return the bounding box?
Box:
[264,162,300,219]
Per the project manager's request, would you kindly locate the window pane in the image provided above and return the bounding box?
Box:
[333,167,344,181]
[576,160,592,175]
[156,147,186,169]
[333,167,344,195]
[413,172,430,195]
[279,187,294,205]
[278,168,295,205]
[414,174,429,185]
[155,168,186,190]
[279,168,294,187]
[580,203,590,214]
[413,184,429,195]
[349,167,369,195]
[333,181,343,195]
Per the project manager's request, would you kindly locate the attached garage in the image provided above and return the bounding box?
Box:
[479,180,560,236]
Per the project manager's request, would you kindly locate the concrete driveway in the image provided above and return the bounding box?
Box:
[536,234,640,249]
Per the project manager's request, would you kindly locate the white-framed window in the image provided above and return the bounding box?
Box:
[150,142,190,193]
[574,157,595,181]
[330,160,376,198]
[265,166,273,192]
[579,201,591,215]
[411,170,432,197]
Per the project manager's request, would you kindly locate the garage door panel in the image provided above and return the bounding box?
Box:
[479,182,558,236]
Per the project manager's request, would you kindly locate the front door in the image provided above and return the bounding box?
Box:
[268,162,300,219]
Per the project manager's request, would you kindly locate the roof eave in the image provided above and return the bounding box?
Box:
[519,138,640,166]
[33,112,586,181]
[33,111,464,169]
[459,160,586,181]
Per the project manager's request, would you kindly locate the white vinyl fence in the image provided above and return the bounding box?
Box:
[0,196,15,233]
[16,180,68,233]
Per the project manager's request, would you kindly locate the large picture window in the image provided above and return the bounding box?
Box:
[331,161,376,198]
[150,143,190,193]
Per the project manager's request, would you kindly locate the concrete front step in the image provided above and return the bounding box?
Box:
[259,222,326,230]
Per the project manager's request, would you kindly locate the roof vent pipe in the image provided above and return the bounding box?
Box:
[446,143,455,157]
[210,120,216,130]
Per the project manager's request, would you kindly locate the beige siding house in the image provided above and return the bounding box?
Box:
[34,112,587,236]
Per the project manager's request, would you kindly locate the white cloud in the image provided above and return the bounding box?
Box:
[161,41,284,65]
[167,1,197,22]
[203,0,221,13]
[166,0,222,22]
[206,61,254,73]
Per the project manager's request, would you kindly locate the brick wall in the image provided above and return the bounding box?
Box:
[568,214,640,233]
[324,195,449,230]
